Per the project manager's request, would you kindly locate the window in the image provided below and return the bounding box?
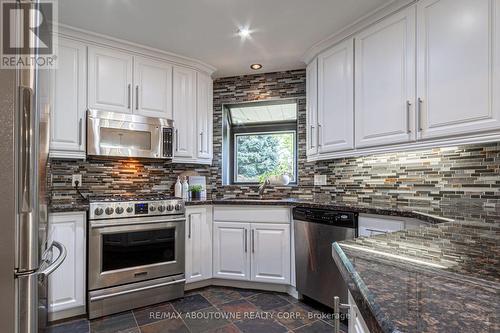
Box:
[223,100,298,184]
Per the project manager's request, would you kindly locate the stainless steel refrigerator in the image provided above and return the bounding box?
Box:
[0,1,66,332]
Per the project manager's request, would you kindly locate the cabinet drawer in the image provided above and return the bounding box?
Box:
[214,206,290,223]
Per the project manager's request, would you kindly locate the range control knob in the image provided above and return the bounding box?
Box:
[175,204,183,211]
[115,207,124,214]
[149,206,156,212]
[105,207,114,215]
[158,205,166,212]
[94,208,104,216]
[126,207,134,213]
[166,204,174,211]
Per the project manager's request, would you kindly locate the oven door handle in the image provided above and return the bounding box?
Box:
[90,217,186,228]
[89,278,186,302]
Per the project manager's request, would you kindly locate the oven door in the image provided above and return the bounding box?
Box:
[87,109,173,159]
[88,216,185,290]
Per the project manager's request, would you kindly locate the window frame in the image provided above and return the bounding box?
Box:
[230,121,298,185]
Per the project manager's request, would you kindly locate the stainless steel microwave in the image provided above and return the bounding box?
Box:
[87,110,174,159]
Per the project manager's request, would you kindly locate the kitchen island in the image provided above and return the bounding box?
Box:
[332,219,500,333]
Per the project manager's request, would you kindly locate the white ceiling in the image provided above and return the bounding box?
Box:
[58,0,392,78]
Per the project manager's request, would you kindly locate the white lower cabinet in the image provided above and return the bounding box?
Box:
[348,291,371,333]
[212,207,291,285]
[213,222,251,281]
[358,214,429,237]
[250,223,290,284]
[185,206,213,283]
[48,212,86,321]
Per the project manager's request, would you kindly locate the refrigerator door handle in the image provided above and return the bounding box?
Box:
[19,86,34,213]
[39,241,66,277]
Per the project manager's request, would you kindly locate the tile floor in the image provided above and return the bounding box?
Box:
[46,286,348,333]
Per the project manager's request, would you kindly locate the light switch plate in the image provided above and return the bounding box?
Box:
[314,175,327,186]
[72,174,82,187]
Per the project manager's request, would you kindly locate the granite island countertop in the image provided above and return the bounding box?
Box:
[332,220,500,333]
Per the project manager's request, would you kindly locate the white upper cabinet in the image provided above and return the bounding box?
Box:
[133,56,173,119]
[317,38,355,153]
[172,66,197,159]
[185,207,212,284]
[196,72,213,161]
[88,46,133,114]
[306,59,318,157]
[250,223,290,285]
[417,0,500,139]
[50,38,86,159]
[355,6,416,148]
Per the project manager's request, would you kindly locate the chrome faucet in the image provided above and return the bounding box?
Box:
[258,179,271,198]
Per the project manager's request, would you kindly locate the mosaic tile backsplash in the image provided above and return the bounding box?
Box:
[49,70,500,210]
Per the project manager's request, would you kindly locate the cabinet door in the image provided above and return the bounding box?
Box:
[306,59,319,157]
[88,46,133,113]
[213,222,250,280]
[50,38,86,158]
[355,7,416,148]
[196,72,213,160]
[317,39,354,153]
[185,207,212,283]
[250,223,290,284]
[48,212,86,320]
[134,56,173,119]
[417,0,500,139]
[172,66,196,158]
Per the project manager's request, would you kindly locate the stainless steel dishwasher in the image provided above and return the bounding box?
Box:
[293,207,358,308]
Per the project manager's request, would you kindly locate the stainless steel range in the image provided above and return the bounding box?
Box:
[87,194,186,319]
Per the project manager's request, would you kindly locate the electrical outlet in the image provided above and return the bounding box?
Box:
[72,174,82,187]
[314,175,327,186]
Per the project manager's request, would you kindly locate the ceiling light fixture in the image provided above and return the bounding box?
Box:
[250,63,262,70]
[238,28,251,38]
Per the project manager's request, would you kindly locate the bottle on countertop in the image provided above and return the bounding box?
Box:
[182,177,189,200]
[174,177,182,198]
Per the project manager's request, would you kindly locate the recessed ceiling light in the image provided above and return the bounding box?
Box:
[238,28,251,38]
[250,64,262,70]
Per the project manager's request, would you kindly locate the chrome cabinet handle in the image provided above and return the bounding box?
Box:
[317,124,322,147]
[78,118,83,146]
[251,230,255,253]
[406,101,412,134]
[199,131,203,153]
[175,129,179,151]
[333,296,350,333]
[19,86,34,212]
[135,85,139,110]
[39,241,67,277]
[365,228,389,235]
[244,229,247,253]
[127,84,131,109]
[417,98,423,131]
[188,215,192,239]
[310,125,315,148]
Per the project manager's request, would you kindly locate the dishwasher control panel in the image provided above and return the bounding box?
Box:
[292,207,358,228]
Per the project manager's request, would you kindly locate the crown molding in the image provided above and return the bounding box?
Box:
[57,24,217,76]
[302,0,416,64]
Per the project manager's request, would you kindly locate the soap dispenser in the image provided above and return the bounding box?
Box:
[174,177,182,198]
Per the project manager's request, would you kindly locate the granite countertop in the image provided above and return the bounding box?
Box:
[186,197,500,225]
[332,220,500,333]
[50,197,500,225]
